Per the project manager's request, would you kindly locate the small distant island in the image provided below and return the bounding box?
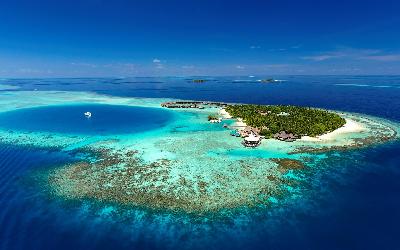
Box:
[192,79,207,83]
[259,78,275,83]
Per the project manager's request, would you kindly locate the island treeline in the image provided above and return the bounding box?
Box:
[225,104,346,138]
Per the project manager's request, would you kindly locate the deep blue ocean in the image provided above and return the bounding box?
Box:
[0,75,399,250]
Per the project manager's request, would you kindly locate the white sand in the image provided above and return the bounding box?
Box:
[233,118,247,128]
[220,108,247,128]
[219,108,232,119]
[300,118,365,142]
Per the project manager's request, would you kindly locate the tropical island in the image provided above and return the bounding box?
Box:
[225,104,346,138]
[162,101,347,145]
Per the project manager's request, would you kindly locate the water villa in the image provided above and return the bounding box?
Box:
[161,101,228,109]
[242,132,262,147]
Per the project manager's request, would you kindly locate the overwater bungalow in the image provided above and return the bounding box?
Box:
[242,133,262,147]
[161,101,228,109]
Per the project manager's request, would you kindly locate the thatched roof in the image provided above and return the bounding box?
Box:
[274,131,298,141]
[244,133,261,142]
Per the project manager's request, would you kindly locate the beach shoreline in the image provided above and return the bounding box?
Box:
[300,118,366,142]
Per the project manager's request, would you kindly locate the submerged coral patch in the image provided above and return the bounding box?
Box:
[271,158,305,173]
[47,148,292,213]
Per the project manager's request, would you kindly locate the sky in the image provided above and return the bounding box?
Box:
[0,0,399,77]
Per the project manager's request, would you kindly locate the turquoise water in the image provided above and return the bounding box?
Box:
[0,76,400,250]
[0,104,172,135]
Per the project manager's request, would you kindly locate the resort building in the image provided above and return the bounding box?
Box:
[274,131,299,142]
[277,112,290,116]
[239,126,260,137]
[242,132,262,147]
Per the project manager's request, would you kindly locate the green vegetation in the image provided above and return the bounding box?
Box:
[225,105,346,138]
[208,114,219,121]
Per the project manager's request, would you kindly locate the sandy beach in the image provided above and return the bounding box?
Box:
[300,118,365,142]
[219,108,232,119]
[232,118,247,127]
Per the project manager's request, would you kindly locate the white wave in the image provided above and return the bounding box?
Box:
[335,83,400,89]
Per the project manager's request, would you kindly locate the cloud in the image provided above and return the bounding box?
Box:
[301,48,386,61]
[291,44,302,49]
[17,68,53,74]
[70,62,98,68]
[250,45,261,49]
[152,58,165,69]
[263,64,291,68]
[181,65,195,69]
[302,52,346,61]
[236,65,245,69]
[359,54,400,62]
[268,48,287,52]
[267,45,301,52]
[302,54,342,61]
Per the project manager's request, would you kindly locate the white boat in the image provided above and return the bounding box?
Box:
[84,112,92,118]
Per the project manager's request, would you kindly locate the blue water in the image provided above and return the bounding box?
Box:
[0,76,400,250]
[0,104,172,135]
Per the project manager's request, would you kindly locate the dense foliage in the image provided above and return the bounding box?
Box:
[225,104,346,138]
[208,114,219,121]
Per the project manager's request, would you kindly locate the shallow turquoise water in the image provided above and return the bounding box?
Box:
[0,104,172,135]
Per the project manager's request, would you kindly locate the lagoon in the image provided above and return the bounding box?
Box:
[0,104,172,135]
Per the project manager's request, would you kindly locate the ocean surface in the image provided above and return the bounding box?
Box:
[0,75,400,250]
